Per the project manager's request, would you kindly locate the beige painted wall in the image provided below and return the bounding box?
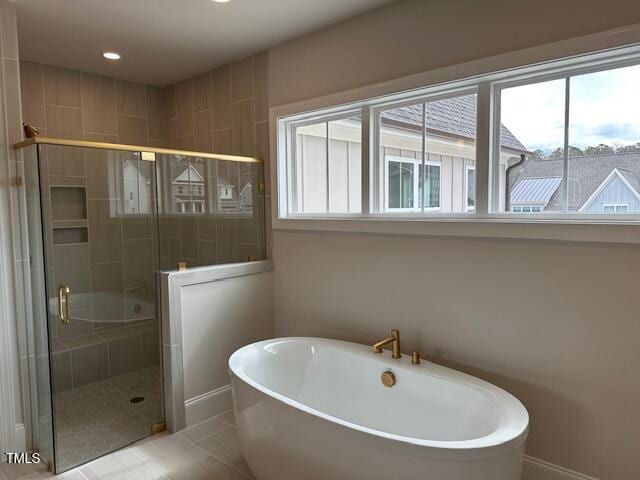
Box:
[268,1,640,478]
[269,0,640,106]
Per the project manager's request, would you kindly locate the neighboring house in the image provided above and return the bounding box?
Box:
[172,164,205,213]
[509,153,640,213]
[217,177,238,212]
[239,182,253,211]
[123,158,152,214]
[295,95,530,213]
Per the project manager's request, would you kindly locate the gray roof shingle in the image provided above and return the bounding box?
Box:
[381,95,528,153]
[509,152,640,211]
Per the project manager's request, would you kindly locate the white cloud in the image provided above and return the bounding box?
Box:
[500,64,640,151]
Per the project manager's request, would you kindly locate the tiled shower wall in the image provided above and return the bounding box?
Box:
[19,61,164,348]
[20,61,164,147]
[162,51,271,266]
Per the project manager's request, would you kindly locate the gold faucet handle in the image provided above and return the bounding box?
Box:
[411,352,421,365]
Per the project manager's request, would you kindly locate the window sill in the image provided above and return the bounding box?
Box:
[272,215,640,244]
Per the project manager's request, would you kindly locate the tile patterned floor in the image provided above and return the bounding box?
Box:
[0,411,253,480]
[54,367,162,472]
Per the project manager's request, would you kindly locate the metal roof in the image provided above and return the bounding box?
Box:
[381,95,529,153]
[510,177,562,205]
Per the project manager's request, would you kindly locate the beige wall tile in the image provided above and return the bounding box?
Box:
[231,56,254,102]
[254,51,269,122]
[19,61,45,129]
[81,73,117,135]
[176,113,194,139]
[232,100,255,157]
[213,129,232,155]
[147,86,164,141]
[163,84,176,120]
[197,216,217,242]
[165,119,177,148]
[123,238,154,291]
[193,72,211,112]
[175,79,194,137]
[91,262,124,321]
[116,80,147,117]
[85,148,112,200]
[53,244,91,300]
[177,136,194,151]
[0,1,18,60]
[44,144,85,177]
[212,65,232,130]
[83,132,118,143]
[88,199,123,263]
[43,65,81,108]
[194,110,212,152]
[176,79,194,117]
[45,105,82,138]
[117,115,148,145]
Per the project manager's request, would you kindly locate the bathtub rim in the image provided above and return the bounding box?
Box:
[229,337,529,458]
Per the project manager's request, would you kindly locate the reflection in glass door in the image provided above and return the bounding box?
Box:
[28,144,164,473]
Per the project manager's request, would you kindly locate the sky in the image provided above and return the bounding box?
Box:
[500,64,640,152]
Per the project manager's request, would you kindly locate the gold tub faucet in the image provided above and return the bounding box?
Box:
[372,329,401,359]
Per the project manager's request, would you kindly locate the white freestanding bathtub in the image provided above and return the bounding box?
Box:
[229,338,529,480]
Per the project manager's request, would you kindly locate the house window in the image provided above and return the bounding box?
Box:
[277,46,640,224]
[512,205,543,213]
[603,204,628,213]
[466,165,476,211]
[384,155,441,211]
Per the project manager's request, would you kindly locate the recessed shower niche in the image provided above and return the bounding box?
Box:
[50,186,88,245]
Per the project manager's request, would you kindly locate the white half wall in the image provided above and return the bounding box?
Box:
[161,261,274,430]
[182,270,274,425]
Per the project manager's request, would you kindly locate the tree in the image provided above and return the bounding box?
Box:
[615,143,640,154]
[583,144,615,156]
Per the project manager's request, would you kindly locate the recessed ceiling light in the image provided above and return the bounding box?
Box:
[211,0,231,3]
[103,52,121,60]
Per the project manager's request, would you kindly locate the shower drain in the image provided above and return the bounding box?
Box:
[130,396,145,404]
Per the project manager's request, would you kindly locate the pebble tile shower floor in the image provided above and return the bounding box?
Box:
[54,366,162,472]
[0,410,252,480]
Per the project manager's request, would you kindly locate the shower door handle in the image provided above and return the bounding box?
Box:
[58,285,71,324]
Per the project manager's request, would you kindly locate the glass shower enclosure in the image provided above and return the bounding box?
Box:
[16,137,265,473]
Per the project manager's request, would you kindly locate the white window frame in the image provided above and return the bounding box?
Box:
[272,27,640,244]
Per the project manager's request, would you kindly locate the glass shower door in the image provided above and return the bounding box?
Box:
[30,144,164,473]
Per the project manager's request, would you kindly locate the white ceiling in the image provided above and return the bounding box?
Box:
[15,0,393,86]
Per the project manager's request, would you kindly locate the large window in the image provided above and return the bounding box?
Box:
[278,47,640,221]
[498,63,640,214]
